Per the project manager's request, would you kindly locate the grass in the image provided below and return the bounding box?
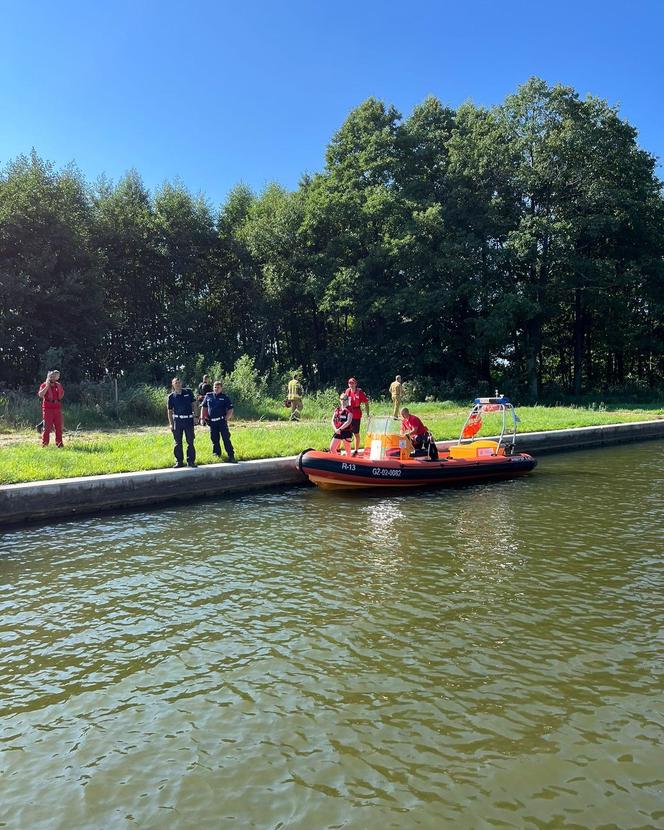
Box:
[1,400,662,485]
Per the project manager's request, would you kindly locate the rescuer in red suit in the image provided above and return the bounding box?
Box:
[343,377,370,456]
[37,369,65,447]
[400,407,428,449]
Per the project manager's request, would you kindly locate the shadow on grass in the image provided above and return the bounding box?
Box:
[68,443,113,454]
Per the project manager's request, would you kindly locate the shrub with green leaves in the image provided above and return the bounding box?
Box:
[223,355,267,406]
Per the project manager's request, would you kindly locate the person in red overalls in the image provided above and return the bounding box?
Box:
[344,377,370,456]
[37,369,65,447]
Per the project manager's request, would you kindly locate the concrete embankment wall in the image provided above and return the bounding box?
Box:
[510,419,664,455]
[1,419,662,528]
[0,458,304,529]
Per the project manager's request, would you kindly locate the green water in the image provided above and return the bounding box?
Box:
[1,443,662,830]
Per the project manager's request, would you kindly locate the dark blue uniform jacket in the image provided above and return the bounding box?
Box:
[202,392,234,419]
[168,389,195,416]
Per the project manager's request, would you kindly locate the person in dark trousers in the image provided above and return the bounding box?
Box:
[330,394,353,456]
[167,377,197,468]
[196,374,213,413]
[200,380,237,462]
[344,377,370,455]
[401,407,439,460]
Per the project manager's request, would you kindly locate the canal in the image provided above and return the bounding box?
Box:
[1,442,662,829]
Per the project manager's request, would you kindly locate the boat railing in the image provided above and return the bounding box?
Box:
[457,394,518,454]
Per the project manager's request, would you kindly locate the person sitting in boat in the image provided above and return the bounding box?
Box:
[330,394,354,456]
[400,407,438,460]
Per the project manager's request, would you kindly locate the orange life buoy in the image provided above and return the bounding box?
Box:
[462,414,482,439]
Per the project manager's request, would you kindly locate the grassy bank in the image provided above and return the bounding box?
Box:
[0,383,343,430]
[1,402,662,485]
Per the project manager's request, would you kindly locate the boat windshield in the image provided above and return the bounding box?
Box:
[365,415,402,436]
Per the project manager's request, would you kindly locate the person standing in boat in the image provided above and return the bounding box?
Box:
[330,394,353,456]
[167,377,197,468]
[200,380,237,463]
[389,374,404,419]
[344,377,370,456]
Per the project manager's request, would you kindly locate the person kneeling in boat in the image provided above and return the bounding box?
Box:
[400,407,438,460]
[330,395,354,456]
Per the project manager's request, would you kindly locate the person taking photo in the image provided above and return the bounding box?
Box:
[37,369,65,448]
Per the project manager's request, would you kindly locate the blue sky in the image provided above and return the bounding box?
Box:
[1,0,662,207]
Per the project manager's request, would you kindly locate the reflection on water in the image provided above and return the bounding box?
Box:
[451,485,524,583]
[363,498,407,550]
[0,442,663,829]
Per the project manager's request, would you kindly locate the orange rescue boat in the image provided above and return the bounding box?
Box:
[297,395,536,491]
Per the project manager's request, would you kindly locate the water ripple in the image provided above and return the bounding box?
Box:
[0,442,662,829]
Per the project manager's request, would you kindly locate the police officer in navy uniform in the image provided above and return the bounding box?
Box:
[200,380,237,462]
[167,377,197,468]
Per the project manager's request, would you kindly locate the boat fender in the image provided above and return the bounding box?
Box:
[297,448,316,474]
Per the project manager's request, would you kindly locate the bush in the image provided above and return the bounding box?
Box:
[223,355,267,406]
[0,390,38,430]
[308,387,341,417]
[206,361,225,385]
[265,368,297,400]
[404,376,438,401]
[117,385,166,422]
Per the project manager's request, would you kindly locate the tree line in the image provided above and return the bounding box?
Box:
[1,78,662,400]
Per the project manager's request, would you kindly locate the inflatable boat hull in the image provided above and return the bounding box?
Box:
[297,449,537,491]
